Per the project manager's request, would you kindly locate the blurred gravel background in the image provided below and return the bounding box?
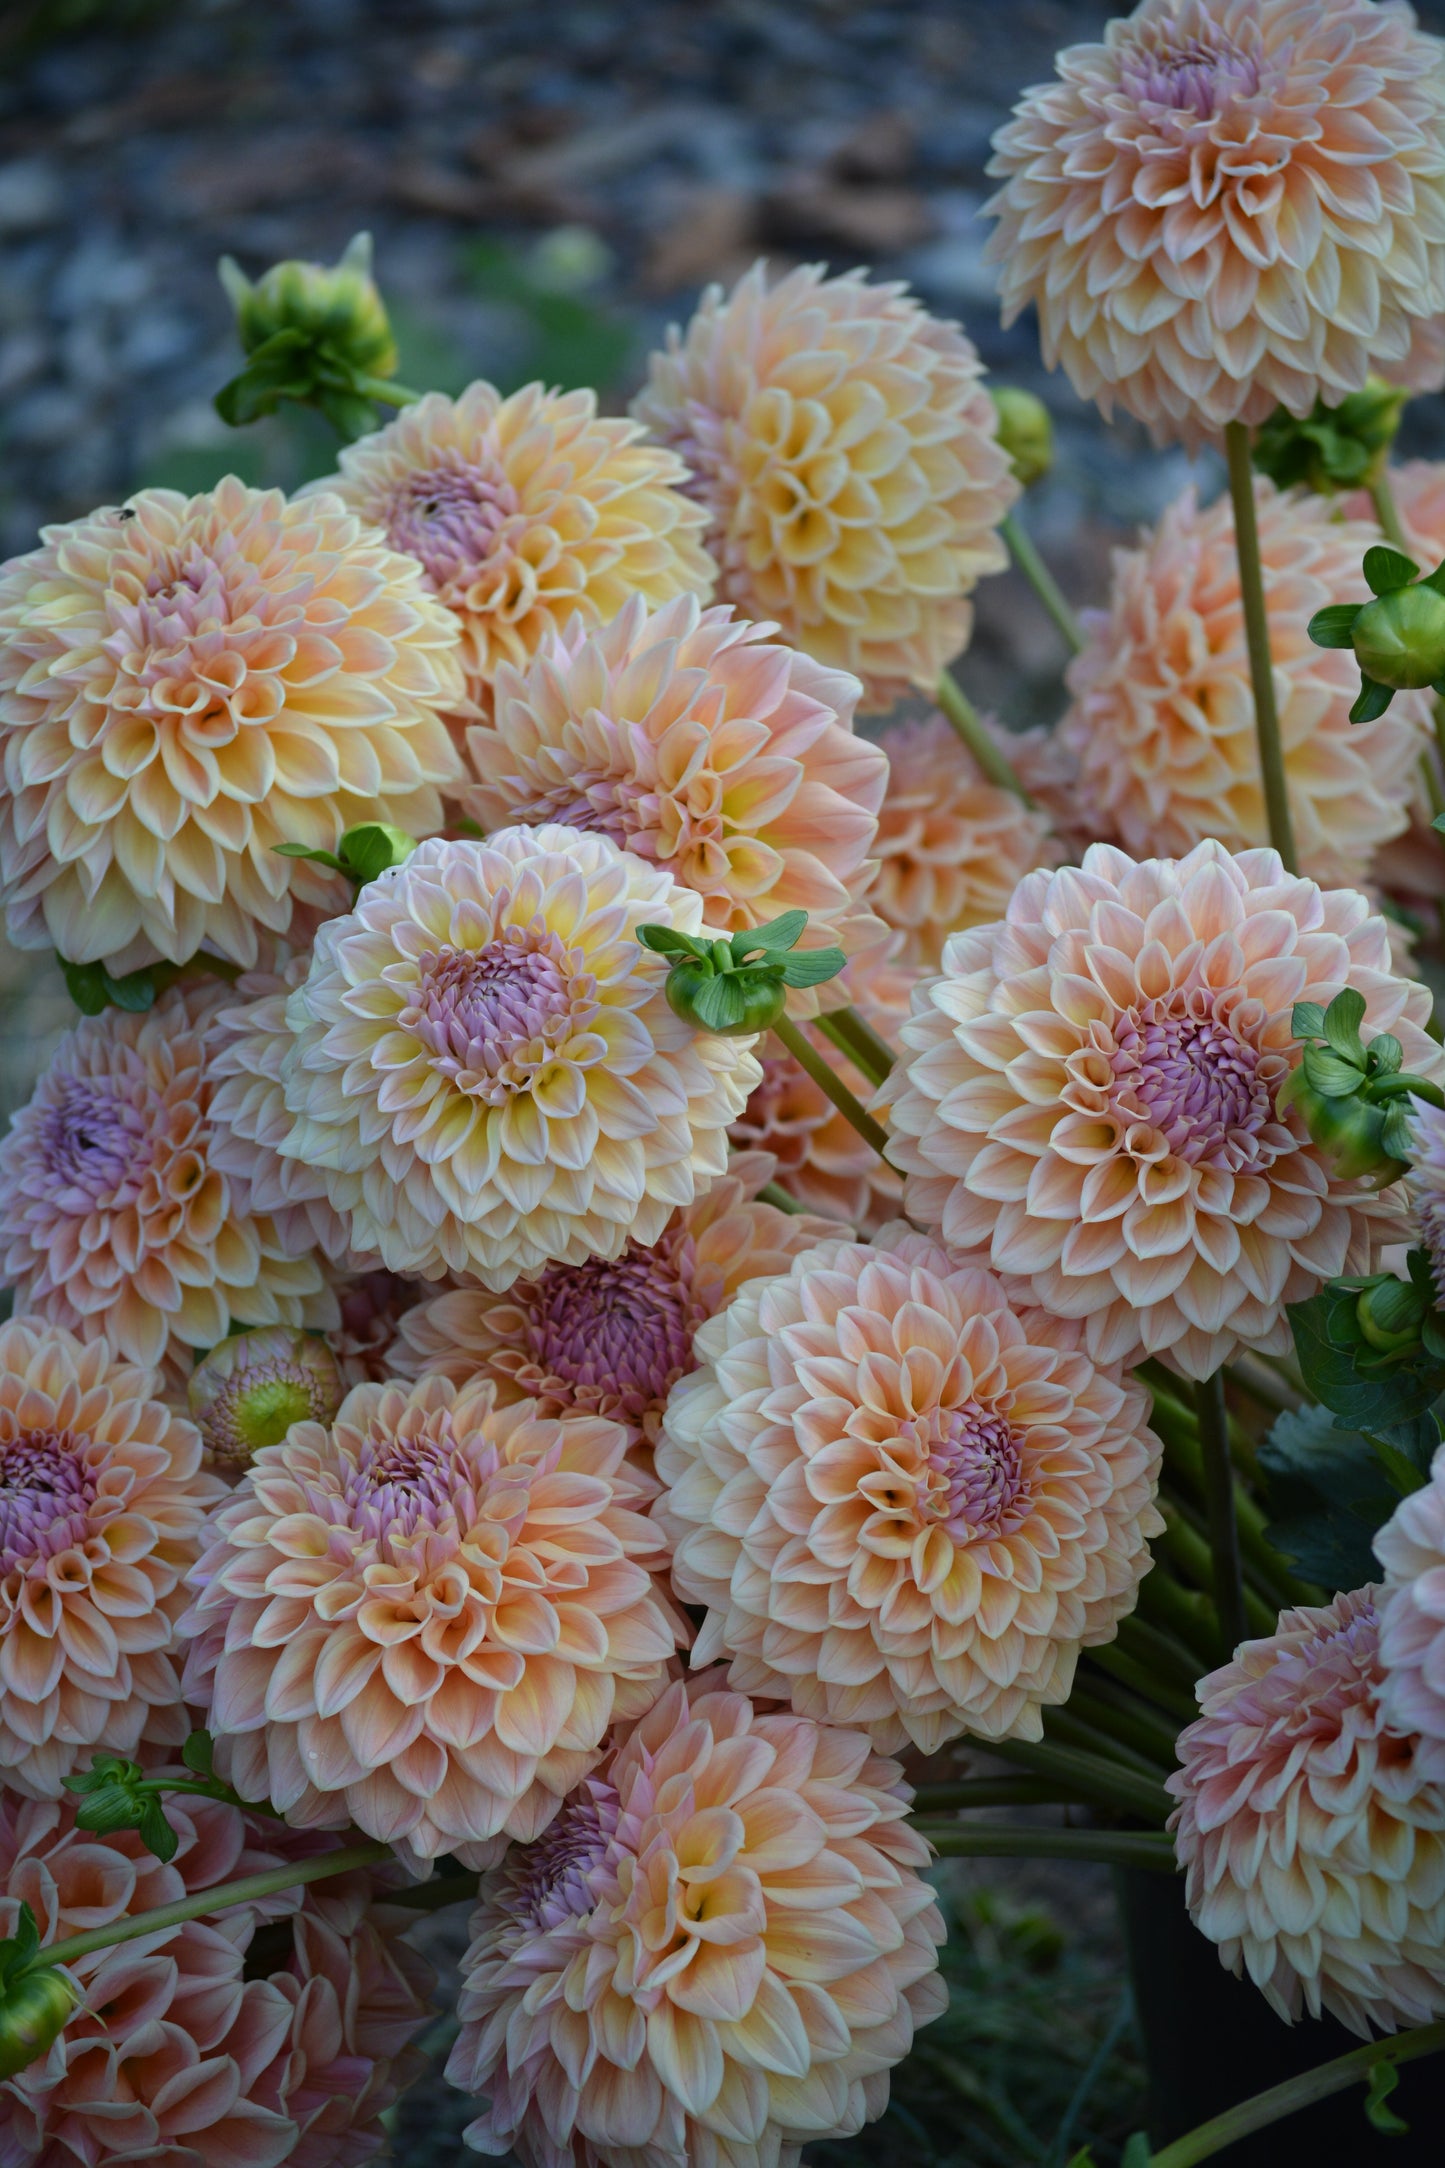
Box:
[6,2,1445,2160]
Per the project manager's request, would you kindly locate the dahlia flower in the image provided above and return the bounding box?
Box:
[0,978,330,1378]
[1168,1586,1445,2036]
[460,594,887,978]
[448,1673,946,2168]
[0,1787,433,2168]
[1410,1099,1445,1308]
[188,1324,343,1477]
[327,1267,430,1388]
[985,0,1445,448]
[877,840,1438,1378]
[872,711,1061,966]
[0,477,464,976]
[313,381,714,712]
[657,1226,1163,1751]
[1062,482,1428,886]
[1373,1443,1445,1775]
[0,1317,219,1798]
[182,1374,686,1860]
[273,827,761,1287]
[633,261,1018,707]
[394,1152,831,1457]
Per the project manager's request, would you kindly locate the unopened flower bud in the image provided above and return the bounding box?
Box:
[664,958,786,1036]
[990,387,1053,488]
[0,1966,78,2081]
[1352,584,1445,691]
[219,232,397,381]
[189,1327,342,1477]
[1355,1274,1429,1355]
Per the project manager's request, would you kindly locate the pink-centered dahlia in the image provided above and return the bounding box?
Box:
[1167,1587,1445,2036]
[312,382,714,714]
[447,1673,946,2168]
[0,477,464,977]
[0,1788,433,2168]
[1373,1443,1445,1776]
[878,840,1439,1378]
[273,827,760,1287]
[0,1317,219,1799]
[871,712,1061,967]
[459,594,887,980]
[656,1227,1163,1751]
[182,1375,686,1860]
[188,1325,344,1479]
[0,978,330,1378]
[1062,481,1428,886]
[633,262,1018,708]
[985,0,1445,449]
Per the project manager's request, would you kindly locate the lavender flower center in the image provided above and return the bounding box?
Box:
[926,1404,1026,1540]
[1109,1004,1272,1168]
[524,1247,701,1422]
[347,1426,475,1541]
[405,940,575,1094]
[34,1077,150,1208]
[1123,33,1262,117]
[0,1431,97,1571]
[505,1781,618,1932]
[385,461,520,592]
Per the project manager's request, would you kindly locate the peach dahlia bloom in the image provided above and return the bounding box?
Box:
[1373,1444,1445,1777]
[985,0,1445,448]
[447,1673,946,2168]
[459,594,887,980]
[0,979,329,1379]
[273,827,761,1287]
[0,1789,433,2168]
[633,262,1018,708]
[0,477,464,977]
[657,1227,1163,1752]
[877,841,1438,1378]
[182,1374,686,1861]
[1168,1587,1445,2036]
[0,1317,219,1799]
[314,381,714,713]
[1062,482,1428,887]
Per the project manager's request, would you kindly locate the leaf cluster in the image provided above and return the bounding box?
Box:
[64,1731,248,1865]
[1308,544,1445,722]
[1252,384,1405,495]
[636,910,845,1034]
[273,821,417,887]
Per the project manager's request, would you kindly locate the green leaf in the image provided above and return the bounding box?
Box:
[1364,2057,1409,2135]
[1380,1103,1416,1162]
[0,1901,40,1987]
[1351,676,1395,725]
[1307,603,1363,648]
[779,947,848,989]
[1302,1045,1365,1098]
[1259,1402,1402,1591]
[1363,545,1421,595]
[1288,1290,1445,1439]
[1322,988,1367,1059]
[272,843,343,870]
[1367,1033,1403,1077]
[136,1799,179,1865]
[636,924,708,960]
[1120,2137,1154,2168]
[731,910,808,960]
[1291,999,1328,1040]
[105,966,156,1013]
[181,1730,215,1779]
[338,822,413,883]
[691,974,752,1031]
[1370,1433,1431,1499]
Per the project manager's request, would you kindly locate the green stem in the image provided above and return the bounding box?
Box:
[1065,1681,1181,1780]
[935,669,1035,805]
[1195,1371,1248,1655]
[1157,1426,1318,1612]
[1044,1703,1167,1780]
[757,1180,808,1215]
[1112,1614,1207,1704]
[910,1777,1088,1812]
[984,1737,1171,1823]
[1159,1503,1274,1641]
[1151,2020,1445,2168]
[1085,1641,1197,1729]
[920,1823,1176,1873]
[1134,1562,1219,1668]
[818,1004,896,1084]
[35,1842,391,1973]
[1001,509,1085,654]
[360,377,422,408]
[1368,469,1411,553]
[772,1016,892,1162]
[1224,420,1296,872]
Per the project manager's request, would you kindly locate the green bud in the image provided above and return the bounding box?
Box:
[1355,1274,1430,1355]
[990,387,1053,488]
[1284,1075,1410,1186]
[219,233,397,380]
[665,959,787,1036]
[338,822,416,883]
[1253,379,1408,495]
[1352,584,1445,690]
[0,1966,78,2080]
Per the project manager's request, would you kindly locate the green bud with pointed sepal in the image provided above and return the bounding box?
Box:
[1308,544,1445,721]
[0,1905,78,2081]
[637,910,846,1039]
[990,387,1053,488]
[215,234,415,442]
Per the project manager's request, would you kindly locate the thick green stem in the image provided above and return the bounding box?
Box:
[771,1016,892,1161]
[1066,1679,1182,1779]
[910,1776,1087,1812]
[1001,509,1085,654]
[1086,1641,1197,1729]
[1044,1703,1167,1780]
[1195,1371,1248,1655]
[1112,1614,1207,1704]
[1368,469,1411,553]
[1160,1503,1274,1640]
[818,1004,895,1084]
[756,1180,807,1215]
[935,670,1034,804]
[984,1737,1170,1823]
[360,378,421,408]
[1135,1563,1219,1669]
[919,1823,1176,1873]
[1224,420,1296,872]
[1157,1425,1319,1612]
[1151,2020,1445,2168]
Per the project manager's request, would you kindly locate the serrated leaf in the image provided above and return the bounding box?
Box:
[1307,603,1363,648]
[731,909,807,958]
[691,973,750,1032]
[1291,999,1328,1040]
[181,1730,215,1778]
[1289,1292,1445,1432]
[1371,1433,1430,1498]
[779,947,848,989]
[1363,545,1421,595]
[1323,988,1367,1058]
[1303,1045,1365,1097]
[1351,675,1395,724]
[1364,2057,1409,2134]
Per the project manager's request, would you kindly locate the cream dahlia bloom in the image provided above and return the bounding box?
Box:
[0,978,330,1378]
[448,1673,946,2168]
[1062,482,1428,886]
[0,1317,220,1798]
[872,712,1061,966]
[274,827,762,1287]
[1373,1443,1445,1776]
[633,262,1018,708]
[877,841,1438,1378]
[182,1374,686,1860]
[1168,1587,1445,2036]
[0,477,464,975]
[985,0,1445,448]
[460,594,887,977]
[313,381,714,712]
[657,1226,1163,1752]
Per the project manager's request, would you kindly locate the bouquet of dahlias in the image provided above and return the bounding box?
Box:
[8,3,1445,2162]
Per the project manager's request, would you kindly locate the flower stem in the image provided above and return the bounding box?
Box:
[983,1737,1171,1824]
[935,669,1035,805]
[771,1016,892,1162]
[1224,420,1296,872]
[1045,1703,1168,1780]
[1063,1682,1181,1781]
[1159,1502,1274,1640]
[1001,509,1084,653]
[1134,1560,1219,1669]
[1368,468,1411,554]
[33,1842,391,1974]
[910,1776,1095,1812]
[1193,1372,1247,1655]
[756,1180,808,1215]
[360,377,421,408]
[817,1003,896,1083]
[919,1823,1176,1873]
[1150,2019,1445,2168]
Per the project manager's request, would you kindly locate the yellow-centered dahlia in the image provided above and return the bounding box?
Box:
[0,979,329,1378]
[985,0,1445,448]
[459,593,887,979]
[1062,481,1428,886]
[447,1673,946,2168]
[632,261,1018,708]
[273,827,762,1287]
[0,478,464,976]
[0,1317,220,1798]
[656,1226,1164,1751]
[872,712,1061,966]
[313,381,714,712]
[181,1374,686,1860]
[877,840,1438,1378]
[1168,1587,1445,2036]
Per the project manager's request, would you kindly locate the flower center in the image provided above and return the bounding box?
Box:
[384,459,521,593]
[404,937,576,1097]
[503,1781,618,1933]
[34,1077,151,1207]
[347,1426,470,1540]
[524,1245,702,1424]
[1123,31,1262,117]
[0,1430,98,1571]
[1108,1002,1272,1168]
[924,1403,1026,1541]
